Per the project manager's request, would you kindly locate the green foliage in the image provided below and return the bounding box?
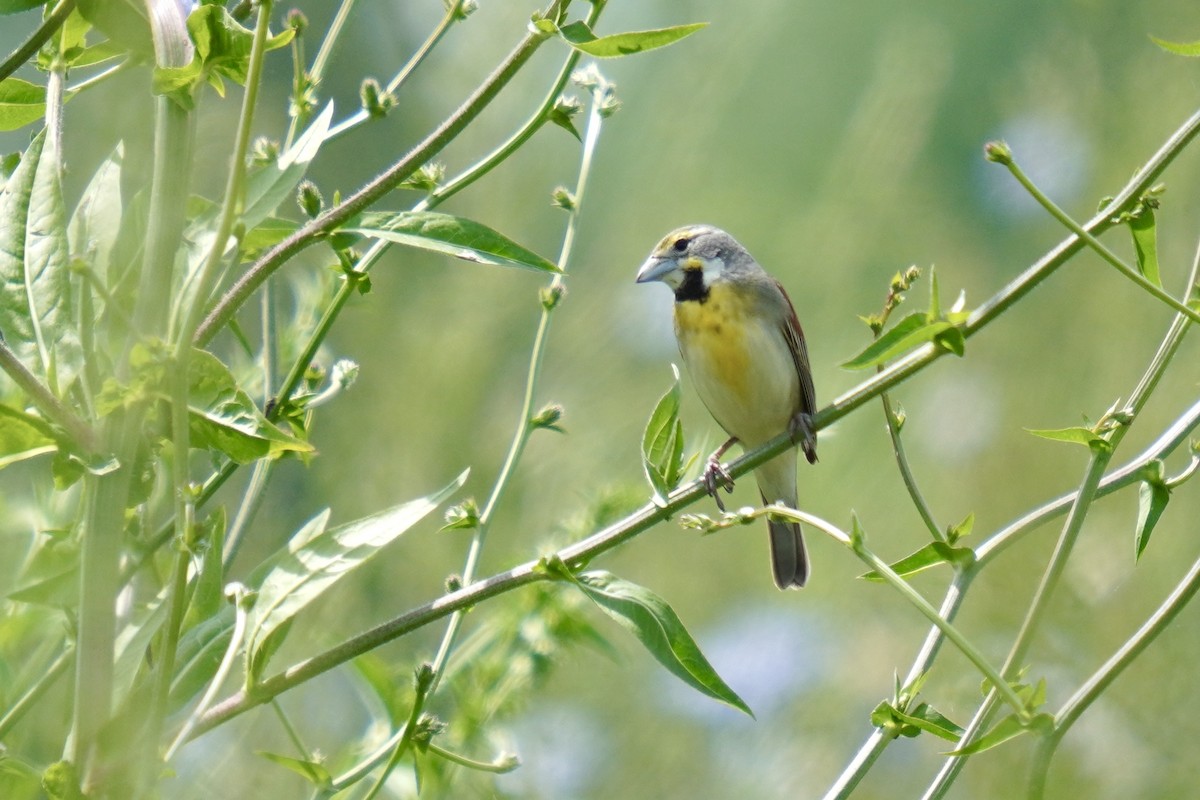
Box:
[2,1,1200,798]
[346,210,561,273]
[641,364,690,504]
[561,567,752,717]
[0,79,49,132]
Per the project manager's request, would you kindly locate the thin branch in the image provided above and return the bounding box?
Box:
[0,337,95,451]
[193,0,569,346]
[0,0,76,84]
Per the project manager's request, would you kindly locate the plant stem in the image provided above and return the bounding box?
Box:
[0,337,95,451]
[193,0,571,346]
[770,508,1028,717]
[0,0,75,84]
[325,0,467,142]
[187,107,1200,742]
[1030,546,1200,796]
[1000,155,1200,326]
[922,219,1199,800]
[881,392,942,541]
[0,646,72,739]
[827,395,1200,798]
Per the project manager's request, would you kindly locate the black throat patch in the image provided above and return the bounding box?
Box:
[674,268,708,303]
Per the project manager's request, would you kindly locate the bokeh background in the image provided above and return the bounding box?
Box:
[5,0,1200,797]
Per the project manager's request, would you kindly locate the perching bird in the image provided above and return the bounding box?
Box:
[636,225,817,589]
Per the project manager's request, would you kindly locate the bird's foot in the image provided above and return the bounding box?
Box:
[703,456,735,512]
[703,437,738,511]
[789,411,818,464]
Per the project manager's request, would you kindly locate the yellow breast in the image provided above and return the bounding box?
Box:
[673,282,799,444]
[674,283,752,396]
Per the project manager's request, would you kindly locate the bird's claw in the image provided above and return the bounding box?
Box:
[790,411,818,464]
[703,456,735,512]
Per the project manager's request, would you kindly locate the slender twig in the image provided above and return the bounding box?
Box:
[0,0,76,84]
[0,338,95,451]
[922,197,1200,800]
[1029,546,1200,796]
[193,0,570,346]
[325,0,467,142]
[0,646,72,739]
[992,145,1200,325]
[188,105,1200,741]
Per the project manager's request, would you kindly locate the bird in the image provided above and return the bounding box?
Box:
[636,224,817,589]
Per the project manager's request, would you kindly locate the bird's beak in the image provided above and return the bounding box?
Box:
[635,255,678,284]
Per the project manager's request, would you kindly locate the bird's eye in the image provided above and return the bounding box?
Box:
[672,237,689,252]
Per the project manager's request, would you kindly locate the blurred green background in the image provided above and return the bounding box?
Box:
[6,0,1200,797]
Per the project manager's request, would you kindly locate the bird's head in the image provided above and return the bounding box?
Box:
[635,225,754,301]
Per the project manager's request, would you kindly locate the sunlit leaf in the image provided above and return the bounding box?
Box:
[0,0,49,13]
[0,78,47,131]
[1128,203,1162,287]
[170,607,235,710]
[1135,463,1170,560]
[1151,35,1200,57]
[0,403,57,469]
[571,570,753,717]
[556,20,707,58]
[858,541,974,581]
[1025,426,1111,453]
[841,312,954,370]
[244,472,467,672]
[182,349,313,463]
[112,598,168,706]
[77,0,152,57]
[69,144,123,288]
[257,751,332,790]
[348,211,559,272]
[0,128,81,391]
[947,713,1034,756]
[641,364,686,504]
[871,700,964,742]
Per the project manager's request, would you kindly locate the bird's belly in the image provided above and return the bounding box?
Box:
[675,298,799,445]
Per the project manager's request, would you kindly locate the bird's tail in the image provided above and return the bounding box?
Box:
[766,511,808,589]
[756,453,808,589]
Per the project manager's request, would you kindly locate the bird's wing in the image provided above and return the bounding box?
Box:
[773,279,816,417]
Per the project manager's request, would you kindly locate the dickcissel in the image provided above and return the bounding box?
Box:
[636,225,817,589]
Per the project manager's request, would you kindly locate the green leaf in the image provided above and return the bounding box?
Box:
[946,511,975,544]
[1025,426,1112,453]
[841,312,954,370]
[0,403,57,469]
[571,570,753,717]
[641,365,686,504]
[182,349,313,463]
[0,78,47,131]
[189,506,227,622]
[947,713,1033,756]
[69,144,123,288]
[348,211,560,272]
[77,0,153,57]
[1135,468,1170,560]
[871,700,964,742]
[1127,202,1162,287]
[154,5,294,107]
[1151,35,1200,57]
[0,0,49,13]
[170,607,234,710]
[257,751,332,790]
[112,598,168,706]
[0,127,81,392]
[183,104,331,288]
[858,541,974,581]
[556,20,708,58]
[244,472,467,672]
